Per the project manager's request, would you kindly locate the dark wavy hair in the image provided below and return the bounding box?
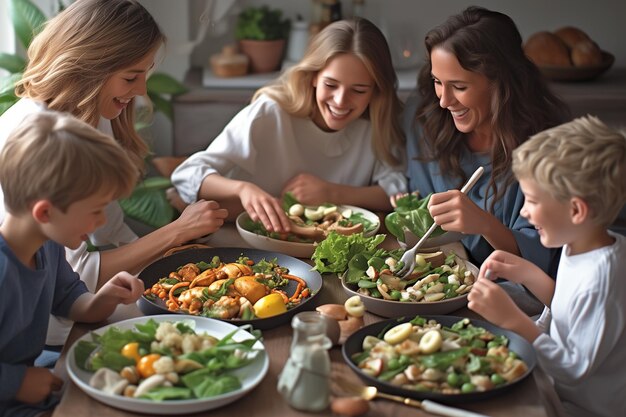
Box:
[414,6,570,210]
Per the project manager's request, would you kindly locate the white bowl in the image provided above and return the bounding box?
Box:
[66,315,269,415]
[341,254,478,318]
[236,205,380,258]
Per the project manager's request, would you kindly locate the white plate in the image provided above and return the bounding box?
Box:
[400,230,464,250]
[236,205,381,258]
[66,315,269,415]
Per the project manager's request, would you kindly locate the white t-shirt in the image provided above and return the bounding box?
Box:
[533,231,626,417]
[172,94,407,204]
[0,98,138,345]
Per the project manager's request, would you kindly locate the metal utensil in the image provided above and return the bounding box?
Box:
[334,376,489,417]
[396,166,485,278]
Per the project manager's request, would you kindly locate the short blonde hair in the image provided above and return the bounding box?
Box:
[254,18,404,167]
[15,0,165,173]
[512,116,626,226]
[0,112,139,214]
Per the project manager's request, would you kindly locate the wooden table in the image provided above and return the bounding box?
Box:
[52,241,563,417]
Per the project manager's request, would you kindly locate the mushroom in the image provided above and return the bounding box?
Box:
[134,374,168,398]
[89,368,129,395]
[288,221,325,240]
[379,274,407,291]
[327,221,363,236]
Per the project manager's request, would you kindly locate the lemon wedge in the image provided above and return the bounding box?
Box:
[253,293,287,318]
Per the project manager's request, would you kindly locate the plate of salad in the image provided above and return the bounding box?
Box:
[67,315,269,414]
[237,193,380,258]
[341,249,478,317]
[385,194,463,249]
[343,315,536,403]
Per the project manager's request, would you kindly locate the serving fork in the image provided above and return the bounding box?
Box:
[396,166,485,278]
[335,376,489,417]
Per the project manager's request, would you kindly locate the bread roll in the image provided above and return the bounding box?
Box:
[524,31,571,67]
[554,26,591,49]
[571,39,603,66]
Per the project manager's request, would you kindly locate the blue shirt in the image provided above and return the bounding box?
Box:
[0,236,88,417]
[403,96,559,275]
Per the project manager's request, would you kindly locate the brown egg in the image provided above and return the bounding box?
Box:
[330,396,370,416]
[318,313,341,346]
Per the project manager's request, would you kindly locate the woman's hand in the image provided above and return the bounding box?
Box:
[15,368,63,404]
[240,183,291,233]
[281,173,334,206]
[172,199,229,242]
[428,190,488,235]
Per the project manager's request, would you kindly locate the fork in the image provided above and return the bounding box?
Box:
[396,166,485,278]
[335,376,489,417]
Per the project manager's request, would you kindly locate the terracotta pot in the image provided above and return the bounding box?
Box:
[238,39,286,73]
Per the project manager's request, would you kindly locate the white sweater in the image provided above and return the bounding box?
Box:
[172,94,407,204]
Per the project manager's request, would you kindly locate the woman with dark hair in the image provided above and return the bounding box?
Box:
[403,6,570,276]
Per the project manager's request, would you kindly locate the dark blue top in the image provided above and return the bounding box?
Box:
[0,236,88,417]
[403,95,560,274]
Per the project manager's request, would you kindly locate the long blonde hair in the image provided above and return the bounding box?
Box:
[254,18,404,166]
[15,0,165,172]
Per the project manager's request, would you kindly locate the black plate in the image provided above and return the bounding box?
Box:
[138,247,323,330]
[342,315,536,403]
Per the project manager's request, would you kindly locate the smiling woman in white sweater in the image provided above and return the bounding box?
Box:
[172,18,407,236]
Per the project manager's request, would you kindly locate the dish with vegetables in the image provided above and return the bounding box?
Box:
[237,194,380,258]
[138,248,323,330]
[342,315,536,403]
[341,249,477,317]
[67,315,269,414]
[385,194,463,248]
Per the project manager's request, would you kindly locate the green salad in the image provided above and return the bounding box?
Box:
[351,316,529,394]
[384,194,446,243]
[243,192,377,243]
[74,319,262,401]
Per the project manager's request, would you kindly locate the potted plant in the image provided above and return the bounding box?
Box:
[235,5,291,73]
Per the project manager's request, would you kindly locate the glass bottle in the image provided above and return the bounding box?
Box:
[277,312,332,411]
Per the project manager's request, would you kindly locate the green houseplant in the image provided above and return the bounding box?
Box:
[0,0,187,229]
[235,5,291,73]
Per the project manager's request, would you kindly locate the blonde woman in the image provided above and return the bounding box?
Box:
[0,0,228,347]
[172,18,406,235]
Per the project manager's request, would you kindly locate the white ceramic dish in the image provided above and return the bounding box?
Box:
[341,254,478,318]
[236,205,381,258]
[66,315,269,415]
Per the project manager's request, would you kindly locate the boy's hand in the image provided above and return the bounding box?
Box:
[468,278,521,327]
[99,271,144,304]
[15,368,63,404]
[478,250,536,285]
[468,277,542,342]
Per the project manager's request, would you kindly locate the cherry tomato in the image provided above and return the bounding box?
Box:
[120,342,141,364]
[137,353,161,378]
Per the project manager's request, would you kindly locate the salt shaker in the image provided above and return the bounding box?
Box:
[277,311,332,411]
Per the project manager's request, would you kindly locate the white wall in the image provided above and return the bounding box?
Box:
[186,0,626,68]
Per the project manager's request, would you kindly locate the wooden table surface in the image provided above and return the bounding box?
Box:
[52,242,563,417]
